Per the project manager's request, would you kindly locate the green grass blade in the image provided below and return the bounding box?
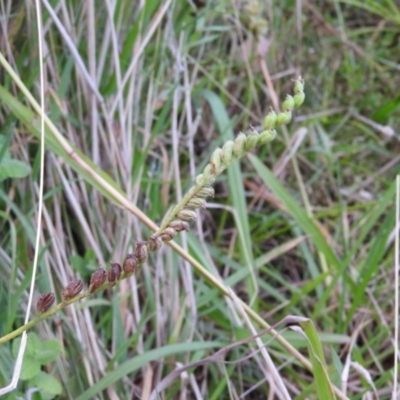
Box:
[248,154,341,271]
[76,341,223,400]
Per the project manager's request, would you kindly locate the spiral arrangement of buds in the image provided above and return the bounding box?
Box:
[23,78,306,340]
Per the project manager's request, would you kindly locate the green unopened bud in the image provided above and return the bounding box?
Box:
[232,133,246,158]
[134,241,148,264]
[196,185,215,198]
[37,292,55,313]
[148,234,162,252]
[258,129,277,145]
[244,130,259,151]
[168,220,190,232]
[186,197,206,209]
[159,227,177,242]
[123,254,138,273]
[210,148,222,173]
[195,174,204,185]
[262,110,277,130]
[177,208,197,221]
[276,111,292,126]
[221,140,234,165]
[282,95,295,112]
[293,77,304,94]
[89,267,107,293]
[203,163,213,179]
[293,92,305,109]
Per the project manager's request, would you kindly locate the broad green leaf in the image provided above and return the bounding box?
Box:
[0,158,31,181]
[31,371,62,396]
[19,356,40,380]
[35,339,63,364]
[12,333,40,359]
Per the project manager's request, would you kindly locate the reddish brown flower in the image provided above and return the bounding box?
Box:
[89,267,107,293]
[123,254,138,274]
[134,241,148,264]
[37,292,55,313]
[148,234,162,252]
[108,262,121,285]
[62,279,84,301]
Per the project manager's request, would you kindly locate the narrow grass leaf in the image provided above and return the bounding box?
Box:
[76,341,223,400]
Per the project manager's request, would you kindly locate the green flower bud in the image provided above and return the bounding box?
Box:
[244,130,259,151]
[186,197,206,209]
[276,111,292,126]
[293,77,304,94]
[203,163,213,179]
[177,208,197,221]
[195,174,204,185]
[262,110,277,130]
[196,185,215,198]
[89,267,107,293]
[258,129,277,145]
[293,92,305,109]
[282,95,295,112]
[159,227,177,242]
[232,133,246,158]
[37,292,55,313]
[221,140,234,165]
[210,148,222,173]
[168,220,190,232]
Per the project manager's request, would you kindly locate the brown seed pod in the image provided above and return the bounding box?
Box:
[108,262,122,285]
[89,267,107,293]
[159,227,177,242]
[148,234,162,252]
[123,254,138,274]
[62,279,84,301]
[134,241,148,264]
[37,292,55,313]
[167,220,190,232]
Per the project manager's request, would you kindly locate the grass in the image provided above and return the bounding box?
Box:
[0,0,400,399]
